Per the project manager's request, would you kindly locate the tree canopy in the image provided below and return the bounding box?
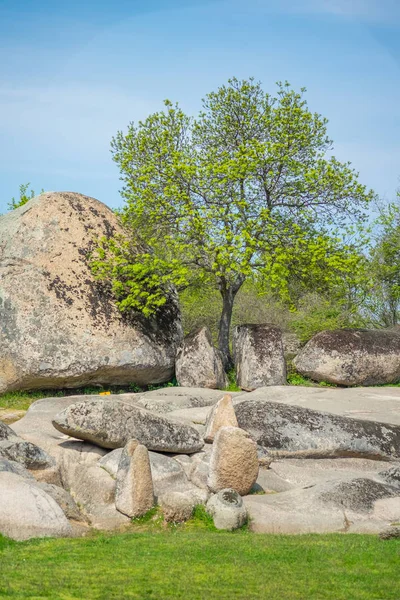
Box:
[92,77,374,368]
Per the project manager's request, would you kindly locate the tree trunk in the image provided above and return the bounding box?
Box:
[218,278,244,372]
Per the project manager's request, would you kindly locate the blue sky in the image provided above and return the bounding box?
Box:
[0,0,399,213]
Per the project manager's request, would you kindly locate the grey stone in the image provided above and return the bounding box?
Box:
[37,483,85,522]
[189,449,211,490]
[52,398,204,453]
[0,471,72,540]
[206,489,248,530]
[176,328,228,389]
[236,385,400,427]
[244,477,400,534]
[115,442,154,518]
[233,324,286,390]
[378,466,400,489]
[0,191,182,394]
[256,457,395,493]
[0,458,35,479]
[0,438,55,469]
[0,420,18,441]
[235,396,400,459]
[133,387,240,415]
[294,328,400,386]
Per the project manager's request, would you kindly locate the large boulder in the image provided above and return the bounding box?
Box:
[294,328,400,386]
[0,471,72,540]
[0,191,182,393]
[175,328,228,389]
[232,324,286,390]
[52,398,204,453]
[235,397,400,459]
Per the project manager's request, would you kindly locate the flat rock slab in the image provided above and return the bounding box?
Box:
[235,395,400,459]
[133,387,244,414]
[52,398,204,453]
[240,386,400,426]
[245,476,400,534]
[256,457,395,492]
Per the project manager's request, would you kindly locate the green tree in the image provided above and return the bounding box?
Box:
[7,183,42,211]
[92,78,374,369]
[367,192,400,327]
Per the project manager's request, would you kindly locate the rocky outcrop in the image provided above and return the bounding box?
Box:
[0,472,72,540]
[208,426,259,495]
[207,489,248,530]
[52,398,204,453]
[175,328,228,389]
[235,397,400,459]
[0,191,182,393]
[233,324,286,390]
[294,328,400,386]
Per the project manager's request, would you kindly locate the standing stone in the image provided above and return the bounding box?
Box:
[294,328,400,386]
[233,324,286,390]
[0,191,182,394]
[176,328,228,389]
[208,426,259,495]
[115,441,154,518]
[204,394,238,443]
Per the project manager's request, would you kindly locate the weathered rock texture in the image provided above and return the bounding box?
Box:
[0,191,182,393]
[0,419,54,469]
[207,489,248,530]
[176,328,228,389]
[245,477,400,534]
[52,398,204,453]
[0,472,72,540]
[160,491,195,523]
[115,442,154,518]
[204,394,238,443]
[294,328,400,386]
[208,426,259,495]
[235,398,400,459]
[233,324,286,390]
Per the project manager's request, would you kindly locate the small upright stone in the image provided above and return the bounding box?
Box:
[204,394,238,443]
[206,489,248,530]
[115,441,154,518]
[176,328,228,389]
[233,324,286,390]
[207,426,259,495]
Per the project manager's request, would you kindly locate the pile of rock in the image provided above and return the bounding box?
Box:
[1,384,399,540]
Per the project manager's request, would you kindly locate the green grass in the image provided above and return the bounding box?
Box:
[0,380,178,412]
[0,532,398,599]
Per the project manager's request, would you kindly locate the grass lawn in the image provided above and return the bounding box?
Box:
[0,531,399,599]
